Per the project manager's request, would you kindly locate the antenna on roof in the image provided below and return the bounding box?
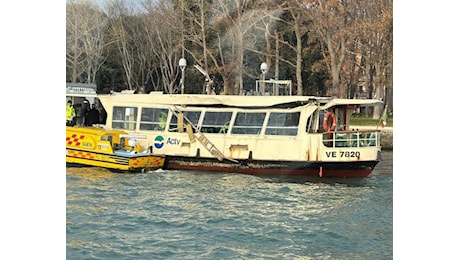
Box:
[194,64,211,81]
[194,64,214,94]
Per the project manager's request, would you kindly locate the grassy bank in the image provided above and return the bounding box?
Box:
[350,116,393,150]
[350,116,393,127]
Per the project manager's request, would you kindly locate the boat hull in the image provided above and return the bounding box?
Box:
[163,156,378,178]
[66,148,165,173]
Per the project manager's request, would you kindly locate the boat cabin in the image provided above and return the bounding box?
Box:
[66,126,145,154]
[96,93,382,177]
[98,94,381,150]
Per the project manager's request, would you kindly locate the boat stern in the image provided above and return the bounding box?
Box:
[127,154,165,172]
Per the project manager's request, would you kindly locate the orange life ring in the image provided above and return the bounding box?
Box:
[323,111,337,131]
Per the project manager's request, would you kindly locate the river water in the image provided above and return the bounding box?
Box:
[66,150,393,259]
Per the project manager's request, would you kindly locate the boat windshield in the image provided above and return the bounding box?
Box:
[140,108,169,131]
[201,111,232,134]
[265,112,300,136]
[231,112,266,135]
[169,110,201,133]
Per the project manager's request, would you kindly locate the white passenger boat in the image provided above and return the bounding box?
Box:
[97,93,383,178]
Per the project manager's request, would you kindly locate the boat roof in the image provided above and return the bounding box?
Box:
[66,82,97,98]
[98,93,382,109]
[320,98,383,110]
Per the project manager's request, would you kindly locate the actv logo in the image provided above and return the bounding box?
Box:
[154,136,164,149]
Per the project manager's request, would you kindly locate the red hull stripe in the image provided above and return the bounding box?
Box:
[163,158,377,178]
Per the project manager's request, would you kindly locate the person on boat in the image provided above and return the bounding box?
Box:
[80,98,90,126]
[66,100,76,126]
[85,104,100,126]
[99,106,107,125]
[158,112,167,130]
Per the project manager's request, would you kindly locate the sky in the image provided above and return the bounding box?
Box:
[1,1,460,259]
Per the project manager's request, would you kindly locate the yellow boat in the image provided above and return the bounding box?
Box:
[66,126,165,172]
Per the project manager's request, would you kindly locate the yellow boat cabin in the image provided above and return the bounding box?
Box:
[66,126,165,172]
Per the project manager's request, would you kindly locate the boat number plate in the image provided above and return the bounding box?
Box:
[326,151,360,158]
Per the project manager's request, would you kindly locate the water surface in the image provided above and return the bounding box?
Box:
[67,151,392,259]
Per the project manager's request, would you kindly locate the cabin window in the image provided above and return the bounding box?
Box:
[112,106,137,130]
[231,112,265,135]
[318,110,326,132]
[169,110,201,133]
[306,110,319,133]
[306,114,314,133]
[201,111,232,134]
[265,112,300,136]
[140,108,169,131]
[335,108,345,131]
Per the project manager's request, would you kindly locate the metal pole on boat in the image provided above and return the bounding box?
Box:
[260,62,268,95]
[179,58,187,94]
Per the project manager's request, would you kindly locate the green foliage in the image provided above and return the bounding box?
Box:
[350,116,393,127]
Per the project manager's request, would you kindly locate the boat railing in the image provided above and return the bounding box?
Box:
[322,130,380,148]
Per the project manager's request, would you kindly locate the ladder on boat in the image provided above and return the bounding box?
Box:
[170,106,238,163]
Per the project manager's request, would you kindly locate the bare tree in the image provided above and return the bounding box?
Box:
[180,0,214,93]
[207,0,269,94]
[288,0,308,95]
[67,1,85,83]
[67,0,109,84]
[66,0,392,105]
[303,0,352,98]
[143,0,183,93]
[256,1,317,96]
[105,0,156,91]
[356,0,392,118]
